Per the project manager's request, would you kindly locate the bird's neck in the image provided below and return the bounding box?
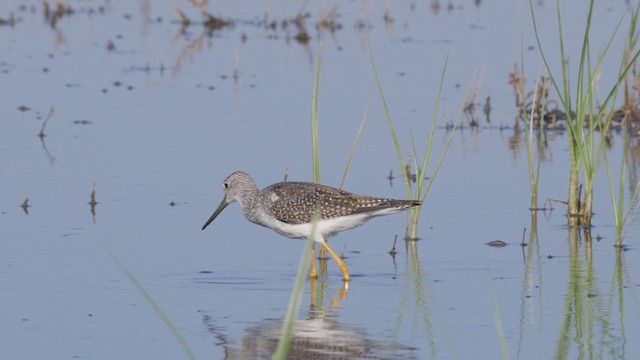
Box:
[238,186,259,219]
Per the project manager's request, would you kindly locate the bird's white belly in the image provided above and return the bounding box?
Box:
[256,213,373,242]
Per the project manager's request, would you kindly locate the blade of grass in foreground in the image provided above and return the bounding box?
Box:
[272,238,313,359]
[492,287,509,360]
[274,44,323,360]
[103,244,197,360]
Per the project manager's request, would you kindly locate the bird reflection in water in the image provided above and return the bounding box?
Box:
[201,278,416,359]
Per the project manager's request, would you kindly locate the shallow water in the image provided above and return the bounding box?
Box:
[2,1,640,359]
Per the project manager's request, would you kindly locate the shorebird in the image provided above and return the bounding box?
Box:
[201,171,421,281]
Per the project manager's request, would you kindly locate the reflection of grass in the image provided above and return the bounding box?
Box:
[608,250,628,357]
[556,227,603,358]
[370,46,455,240]
[529,0,640,225]
[516,212,543,358]
[393,244,437,358]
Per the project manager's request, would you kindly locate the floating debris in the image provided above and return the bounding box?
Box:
[89,182,97,206]
[483,96,491,123]
[203,12,230,31]
[614,244,631,252]
[89,182,97,223]
[0,12,16,27]
[486,240,507,248]
[294,30,310,44]
[21,197,30,215]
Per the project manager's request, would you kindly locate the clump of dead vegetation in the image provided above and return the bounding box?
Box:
[508,62,640,134]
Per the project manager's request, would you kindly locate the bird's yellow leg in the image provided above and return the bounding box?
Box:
[320,240,350,282]
[309,276,317,306]
[309,244,318,279]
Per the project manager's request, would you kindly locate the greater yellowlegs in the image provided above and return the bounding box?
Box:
[201,171,421,281]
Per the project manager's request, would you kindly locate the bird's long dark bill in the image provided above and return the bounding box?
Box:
[201,198,229,230]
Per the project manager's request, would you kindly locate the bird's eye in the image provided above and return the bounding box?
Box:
[223,182,230,189]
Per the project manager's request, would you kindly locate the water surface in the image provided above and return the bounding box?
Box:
[1,1,639,359]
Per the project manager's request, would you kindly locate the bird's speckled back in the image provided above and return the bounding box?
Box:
[259,181,419,224]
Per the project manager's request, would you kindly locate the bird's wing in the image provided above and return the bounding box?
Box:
[263,182,413,225]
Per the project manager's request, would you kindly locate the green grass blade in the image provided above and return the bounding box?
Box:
[580,13,624,175]
[526,77,540,202]
[272,239,313,359]
[339,102,368,189]
[604,150,620,226]
[103,244,197,360]
[621,182,640,238]
[275,45,324,358]
[617,148,626,231]
[417,53,448,196]
[311,44,322,184]
[409,125,419,184]
[369,43,411,198]
[492,287,510,360]
[528,0,568,118]
[418,55,456,203]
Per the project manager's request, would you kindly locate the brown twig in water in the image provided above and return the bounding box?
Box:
[173,3,191,27]
[39,106,55,139]
[38,107,56,165]
[483,96,491,123]
[89,182,98,207]
[21,197,30,215]
[388,235,398,255]
[89,182,98,223]
[318,4,340,32]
